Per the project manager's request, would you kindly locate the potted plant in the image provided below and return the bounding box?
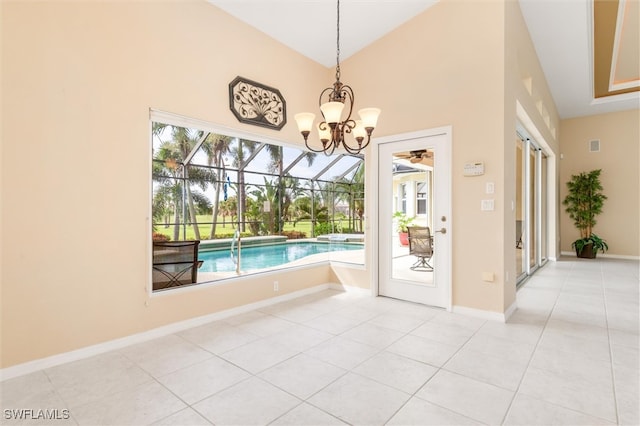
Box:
[562,169,608,258]
[393,212,415,246]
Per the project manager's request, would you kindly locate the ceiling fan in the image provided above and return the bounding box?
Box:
[395,149,433,163]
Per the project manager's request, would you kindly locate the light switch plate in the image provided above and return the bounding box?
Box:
[481,199,494,211]
[486,182,495,194]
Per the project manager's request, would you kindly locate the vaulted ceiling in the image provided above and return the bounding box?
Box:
[520,0,639,118]
[208,0,639,119]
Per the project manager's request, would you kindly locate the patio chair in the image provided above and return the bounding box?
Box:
[516,220,523,248]
[152,240,202,290]
[408,226,433,271]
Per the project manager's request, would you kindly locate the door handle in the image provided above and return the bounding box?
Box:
[435,228,447,234]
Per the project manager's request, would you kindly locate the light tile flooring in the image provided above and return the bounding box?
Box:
[1,258,638,425]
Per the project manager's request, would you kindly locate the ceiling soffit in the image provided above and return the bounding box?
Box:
[594,0,639,98]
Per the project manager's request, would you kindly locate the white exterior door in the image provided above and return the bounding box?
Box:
[375,128,452,309]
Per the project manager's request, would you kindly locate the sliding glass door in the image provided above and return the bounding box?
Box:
[516,131,547,285]
[516,138,526,279]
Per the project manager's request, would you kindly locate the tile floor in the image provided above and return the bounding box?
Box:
[1,257,638,425]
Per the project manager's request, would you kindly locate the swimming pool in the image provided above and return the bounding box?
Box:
[199,241,363,272]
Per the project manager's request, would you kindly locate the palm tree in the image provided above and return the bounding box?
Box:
[219,196,237,228]
[171,127,202,238]
[330,163,365,232]
[280,176,305,223]
[292,195,330,236]
[248,177,280,234]
[265,145,317,232]
[153,124,182,239]
[315,181,341,232]
[265,145,285,232]
[334,162,365,232]
[152,124,215,240]
[152,154,180,236]
[243,197,262,235]
[201,134,232,239]
[152,185,173,229]
[231,139,258,232]
[153,140,187,240]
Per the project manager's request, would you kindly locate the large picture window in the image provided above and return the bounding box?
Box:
[150,116,365,292]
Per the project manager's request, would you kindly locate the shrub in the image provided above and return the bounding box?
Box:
[152,232,170,242]
[280,230,307,239]
[339,228,359,234]
[314,222,334,236]
[216,232,252,239]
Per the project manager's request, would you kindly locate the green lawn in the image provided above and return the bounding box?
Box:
[153,215,354,240]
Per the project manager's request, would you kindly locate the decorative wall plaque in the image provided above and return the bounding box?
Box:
[228,76,286,130]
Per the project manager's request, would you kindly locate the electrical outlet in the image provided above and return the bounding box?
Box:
[482,272,495,282]
[273,281,279,291]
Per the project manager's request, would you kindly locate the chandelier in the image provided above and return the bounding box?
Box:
[294,0,381,155]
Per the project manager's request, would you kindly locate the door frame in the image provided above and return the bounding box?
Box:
[369,126,452,310]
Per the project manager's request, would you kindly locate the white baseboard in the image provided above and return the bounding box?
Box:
[452,302,516,323]
[560,251,639,260]
[504,300,518,321]
[1,284,337,382]
[328,283,371,295]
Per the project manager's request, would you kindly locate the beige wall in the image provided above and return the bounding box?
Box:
[349,0,508,313]
[0,0,332,368]
[559,110,640,256]
[1,0,562,368]
[348,0,559,313]
[329,265,369,291]
[0,0,4,365]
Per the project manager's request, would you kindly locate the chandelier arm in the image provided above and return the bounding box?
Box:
[341,134,372,154]
[305,121,339,155]
[341,119,356,134]
[317,138,337,156]
[318,86,335,109]
[305,138,331,154]
[339,84,355,122]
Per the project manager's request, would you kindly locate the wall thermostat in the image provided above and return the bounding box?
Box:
[464,162,485,176]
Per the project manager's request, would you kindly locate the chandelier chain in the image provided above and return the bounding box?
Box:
[335,0,341,81]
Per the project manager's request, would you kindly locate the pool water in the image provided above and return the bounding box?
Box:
[199,241,363,272]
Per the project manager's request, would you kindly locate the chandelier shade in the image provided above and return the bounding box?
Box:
[293,112,315,136]
[352,120,366,140]
[294,0,380,155]
[320,102,345,124]
[358,108,381,129]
